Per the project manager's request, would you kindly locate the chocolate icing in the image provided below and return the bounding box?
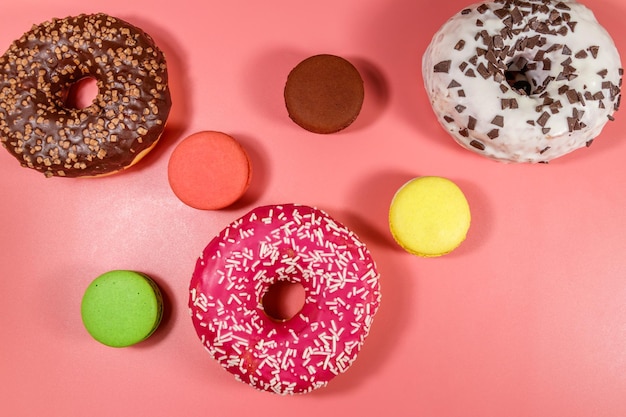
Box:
[0,13,171,177]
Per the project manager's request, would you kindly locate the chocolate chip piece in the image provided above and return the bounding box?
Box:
[454,40,466,51]
[566,89,580,103]
[543,59,552,71]
[455,105,467,113]
[448,80,461,88]
[494,8,510,19]
[557,26,569,36]
[537,111,550,127]
[575,50,588,59]
[588,46,599,59]
[468,116,477,130]
[434,60,451,73]
[567,117,579,132]
[477,63,491,79]
[487,129,499,139]
[511,7,523,24]
[470,140,485,150]
[555,2,571,10]
[459,128,469,137]
[491,115,504,127]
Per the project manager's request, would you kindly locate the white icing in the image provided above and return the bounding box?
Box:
[423,0,622,162]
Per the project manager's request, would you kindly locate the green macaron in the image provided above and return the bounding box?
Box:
[81,270,164,347]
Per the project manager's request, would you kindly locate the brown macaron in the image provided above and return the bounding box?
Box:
[284,54,364,134]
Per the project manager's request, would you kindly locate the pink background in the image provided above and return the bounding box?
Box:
[1,0,625,416]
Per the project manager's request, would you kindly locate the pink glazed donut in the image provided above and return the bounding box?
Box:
[189,204,381,394]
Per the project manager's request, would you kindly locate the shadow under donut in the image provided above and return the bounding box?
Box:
[117,14,193,174]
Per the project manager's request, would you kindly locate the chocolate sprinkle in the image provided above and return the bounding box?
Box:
[537,111,550,127]
[477,63,491,79]
[555,2,571,11]
[487,129,500,139]
[566,89,580,104]
[470,140,485,150]
[511,7,523,24]
[455,105,467,113]
[434,60,451,73]
[468,116,477,130]
[575,49,588,59]
[491,115,504,127]
[455,40,466,51]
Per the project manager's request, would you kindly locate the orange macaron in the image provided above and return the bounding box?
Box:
[167,131,252,210]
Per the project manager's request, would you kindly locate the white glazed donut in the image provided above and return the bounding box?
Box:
[423,0,622,163]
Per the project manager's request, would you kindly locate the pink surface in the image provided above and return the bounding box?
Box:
[1,0,625,416]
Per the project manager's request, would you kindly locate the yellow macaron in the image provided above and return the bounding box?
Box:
[389,176,471,257]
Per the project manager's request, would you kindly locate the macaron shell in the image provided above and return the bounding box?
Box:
[81,270,164,347]
[167,131,252,210]
[284,54,364,134]
[389,176,471,257]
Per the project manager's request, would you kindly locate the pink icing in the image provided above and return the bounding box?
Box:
[189,204,381,394]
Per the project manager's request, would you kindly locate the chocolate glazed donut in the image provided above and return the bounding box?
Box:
[0,13,172,177]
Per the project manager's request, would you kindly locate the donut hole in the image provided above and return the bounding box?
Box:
[262,281,306,322]
[63,76,98,109]
[504,57,535,96]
